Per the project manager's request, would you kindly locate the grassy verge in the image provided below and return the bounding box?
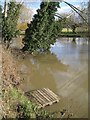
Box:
[3,86,53,119]
[61,27,89,37]
[60,32,89,37]
[17,23,28,31]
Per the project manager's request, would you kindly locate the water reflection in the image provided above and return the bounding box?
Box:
[16,53,68,93]
[49,38,88,117]
[50,38,88,70]
[75,38,88,45]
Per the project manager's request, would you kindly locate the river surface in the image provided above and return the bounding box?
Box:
[11,37,88,118]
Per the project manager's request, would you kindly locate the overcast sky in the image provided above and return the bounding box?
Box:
[0,0,89,14]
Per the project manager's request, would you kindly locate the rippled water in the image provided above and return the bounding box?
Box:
[11,37,88,118]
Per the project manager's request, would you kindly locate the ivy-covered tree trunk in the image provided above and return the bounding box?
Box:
[2,1,21,48]
[71,24,77,33]
[23,2,61,52]
[0,5,2,38]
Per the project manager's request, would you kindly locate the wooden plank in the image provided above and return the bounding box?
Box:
[44,88,60,102]
[33,91,47,106]
[38,89,54,106]
[34,90,52,107]
[37,90,51,103]
[44,88,59,100]
[39,89,54,102]
[41,88,56,101]
[31,91,46,106]
[42,88,58,102]
[37,90,52,104]
[25,88,60,108]
[32,98,42,108]
[35,90,48,103]
[25,92,43,107]
[30,92,45,106]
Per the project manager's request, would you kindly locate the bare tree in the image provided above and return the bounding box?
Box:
[18,5,33,23]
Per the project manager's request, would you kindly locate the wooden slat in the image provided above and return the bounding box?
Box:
[37,90,51,103]
[25,88,60,108]
[42,88,58,102]
[25,92,43,107]
[44,88,60,102]
[33,91,47,106]
[39,89,54,103]
[37,89,53,106]
[33,90,52,107]
[37,90,51,104]
[31,91,45,106]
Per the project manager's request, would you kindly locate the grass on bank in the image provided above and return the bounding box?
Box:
[17,23,88,37]
[61,27,88,37]
[60,32,89,37]
[17,23,28,31]
[3,86,54,119]
[62,27,88,33]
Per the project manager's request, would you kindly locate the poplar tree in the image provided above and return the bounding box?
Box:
[23,2,60,52]
[0,4,2,36]
[2,1,21,48]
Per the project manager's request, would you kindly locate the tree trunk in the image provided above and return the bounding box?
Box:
[6,41,10,49]
[88,0,90,36]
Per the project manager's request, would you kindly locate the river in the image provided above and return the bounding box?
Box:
[11,37,88,118]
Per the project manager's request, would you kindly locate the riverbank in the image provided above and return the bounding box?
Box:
[60,32,89,37]
[1,46,55,119]
[2,46,21,118]
[20,31,89,38]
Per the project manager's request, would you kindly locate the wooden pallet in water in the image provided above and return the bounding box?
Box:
[25,88,60,108]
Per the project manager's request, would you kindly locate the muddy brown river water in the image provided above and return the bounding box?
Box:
[11,37,88,118]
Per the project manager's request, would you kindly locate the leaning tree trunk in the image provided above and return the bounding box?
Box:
[6,41,10,49]
[88,0,90,36]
